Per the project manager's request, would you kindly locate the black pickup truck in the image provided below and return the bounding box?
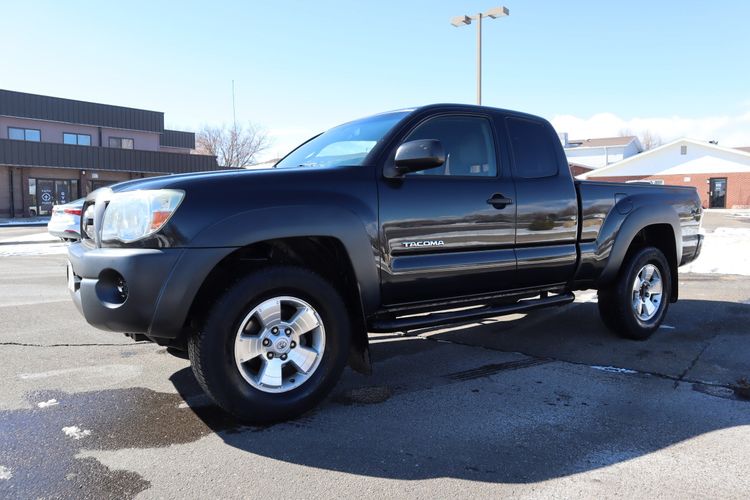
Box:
[68,104,703,423]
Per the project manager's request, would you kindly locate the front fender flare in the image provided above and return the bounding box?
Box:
[149,205,380,351]
[189,204,381,316]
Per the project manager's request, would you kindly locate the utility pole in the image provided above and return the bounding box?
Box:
[231,80,237,129]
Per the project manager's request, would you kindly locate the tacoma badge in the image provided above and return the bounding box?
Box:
[403,240,445,248]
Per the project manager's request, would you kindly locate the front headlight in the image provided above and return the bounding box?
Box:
[101,189,184,243]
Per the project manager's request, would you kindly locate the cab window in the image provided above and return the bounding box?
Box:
[404,116,497,177]
[506,117,559,178]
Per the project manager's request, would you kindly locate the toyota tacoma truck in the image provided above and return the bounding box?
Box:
[67,104,703,423]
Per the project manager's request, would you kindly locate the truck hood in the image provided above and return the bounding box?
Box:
[106,168,276,193]
[88,164,374,248]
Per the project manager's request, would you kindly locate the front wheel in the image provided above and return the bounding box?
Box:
[188,266,351,424]
[597,246,672,340]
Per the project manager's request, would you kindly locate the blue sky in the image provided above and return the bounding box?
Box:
[3,0,749,159]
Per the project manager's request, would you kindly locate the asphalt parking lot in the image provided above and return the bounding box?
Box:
[1,215,749,499]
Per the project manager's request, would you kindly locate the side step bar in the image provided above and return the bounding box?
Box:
[369,292,575,332]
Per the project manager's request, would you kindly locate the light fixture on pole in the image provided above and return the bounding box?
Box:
[450,6,509,105]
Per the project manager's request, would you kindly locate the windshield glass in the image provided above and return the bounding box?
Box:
[275,111,410,169]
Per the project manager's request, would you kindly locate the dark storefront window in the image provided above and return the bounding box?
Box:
[28,178,79,216]
[108,137,134,149]
[89,179,119,192]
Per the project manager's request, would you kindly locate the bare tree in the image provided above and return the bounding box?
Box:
[196,123,270,168]
[639,129,662,150]
[619,128,662,151]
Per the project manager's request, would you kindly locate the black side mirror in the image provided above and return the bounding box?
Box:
[387,139,445,177]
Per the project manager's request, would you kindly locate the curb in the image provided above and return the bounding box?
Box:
[0,218,50,227]
[0,223,49,228]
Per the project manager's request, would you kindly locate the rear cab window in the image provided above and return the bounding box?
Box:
[506,117,559,178]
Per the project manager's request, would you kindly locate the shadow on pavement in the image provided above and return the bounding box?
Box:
[166,297,750,484]
[419,297,750,385]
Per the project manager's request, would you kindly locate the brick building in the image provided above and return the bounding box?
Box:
[0,89,221,218]
[568,162,594,177]
[580,138,750,209]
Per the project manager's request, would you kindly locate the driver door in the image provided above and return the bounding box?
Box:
[378,113,517,306]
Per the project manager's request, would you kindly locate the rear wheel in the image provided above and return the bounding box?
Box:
[188,266,350,424]
[597,246,672,340]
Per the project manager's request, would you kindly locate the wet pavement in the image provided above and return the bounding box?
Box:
[1,233,750,498]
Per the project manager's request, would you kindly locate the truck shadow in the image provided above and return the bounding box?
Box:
[410,294,750,386]
[169,297,750,484]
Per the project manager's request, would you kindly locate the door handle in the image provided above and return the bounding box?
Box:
[487,194,513,208]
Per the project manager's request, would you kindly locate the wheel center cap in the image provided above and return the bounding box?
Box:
[273,337,290,353]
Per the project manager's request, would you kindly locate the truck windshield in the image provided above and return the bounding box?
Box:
[275,111,411,169]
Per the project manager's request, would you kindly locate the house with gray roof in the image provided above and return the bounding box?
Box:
[558,133,642,169]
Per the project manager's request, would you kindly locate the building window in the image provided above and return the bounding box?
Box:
[8,127,41,142]
[680,145,687,155]
[63,133,91,146]
[108,137,134,149]
[90,179,115,191]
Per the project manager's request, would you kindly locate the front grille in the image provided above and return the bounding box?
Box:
[81,188,113,247]
[81,202,96,241]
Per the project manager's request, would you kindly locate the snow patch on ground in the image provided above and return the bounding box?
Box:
[681,228,750,276]
[0,232,58,244]
[0,241,69,256]
[590,365,638,374]
[0,231,68,256]
[37,399,59,408]
[574,290,598,303]
[0,466,11,480]
[62,426,91,440]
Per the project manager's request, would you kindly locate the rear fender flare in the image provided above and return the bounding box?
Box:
[597,202,681,286]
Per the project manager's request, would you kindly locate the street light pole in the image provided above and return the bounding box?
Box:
[476,13,482,105]
[451,6,509,106]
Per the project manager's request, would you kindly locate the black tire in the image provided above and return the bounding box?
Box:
[597,246,672,340]
[165,346,189,360]
[188,266,351,424]
[596,288,619,332]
